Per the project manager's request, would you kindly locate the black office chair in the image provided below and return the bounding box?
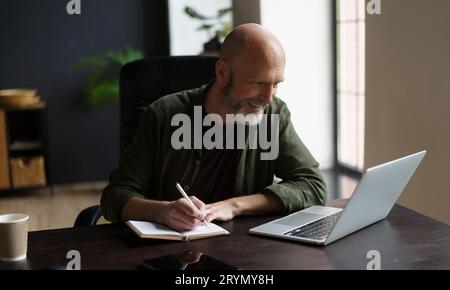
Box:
[73,205,102,227]
[74,55,218,227]
[119,55,218,154]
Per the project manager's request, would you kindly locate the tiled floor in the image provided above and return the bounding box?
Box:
[0,181,107,231]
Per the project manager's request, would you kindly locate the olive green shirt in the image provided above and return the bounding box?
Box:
[101,83,327,222]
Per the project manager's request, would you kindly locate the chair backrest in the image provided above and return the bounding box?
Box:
[74,205,102,227]
[119,55,218,155]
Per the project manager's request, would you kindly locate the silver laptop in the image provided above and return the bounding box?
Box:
[249,151,426,246]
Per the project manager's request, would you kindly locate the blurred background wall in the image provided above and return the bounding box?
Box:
[0,0,169,184]
[365,0,450,224]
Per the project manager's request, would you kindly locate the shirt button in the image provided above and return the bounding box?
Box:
[184,185,189,191]
[195,160,201,166]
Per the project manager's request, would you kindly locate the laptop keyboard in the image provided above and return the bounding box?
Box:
[284,212,342,240]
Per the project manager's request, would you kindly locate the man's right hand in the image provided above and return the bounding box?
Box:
[121,196,207,232]
[162,196,207,231]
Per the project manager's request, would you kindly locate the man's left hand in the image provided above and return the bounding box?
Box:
[205,199,237,222]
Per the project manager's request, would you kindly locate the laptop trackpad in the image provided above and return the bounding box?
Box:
[274,212,325,227]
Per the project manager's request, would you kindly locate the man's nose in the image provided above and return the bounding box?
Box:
[260,85,274,104]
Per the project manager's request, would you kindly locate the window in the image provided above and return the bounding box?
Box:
[336,0,365,171]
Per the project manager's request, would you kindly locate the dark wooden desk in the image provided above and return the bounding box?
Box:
[1,200,449,270]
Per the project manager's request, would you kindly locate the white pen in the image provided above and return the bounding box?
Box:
[175,182,209,226]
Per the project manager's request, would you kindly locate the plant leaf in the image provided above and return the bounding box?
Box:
[197,24,213,31]
[183,6,210,20]
[216,22,232,39]
[84,80,119,108]
[73,46,143,109]
[217,7,233,18]
[106,47,144,65]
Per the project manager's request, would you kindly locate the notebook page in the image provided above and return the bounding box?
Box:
[180,222,229,237]
[128,220,182,237]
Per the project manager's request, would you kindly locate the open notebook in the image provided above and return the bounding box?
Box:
[126,220,230,241]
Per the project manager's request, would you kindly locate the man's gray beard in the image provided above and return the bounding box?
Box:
[222,95,264,126]
[223,92,267,126]
[238,112,264,126]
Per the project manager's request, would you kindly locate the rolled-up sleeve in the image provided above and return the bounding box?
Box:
[101,108,156,222]
[263,106,327,213]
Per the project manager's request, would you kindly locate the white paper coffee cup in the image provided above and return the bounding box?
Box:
[0,214,29,262]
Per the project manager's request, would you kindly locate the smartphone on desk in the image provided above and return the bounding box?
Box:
[139,250,240,270]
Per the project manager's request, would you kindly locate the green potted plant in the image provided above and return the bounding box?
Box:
[183,5,233,54]
[72,47,143,108]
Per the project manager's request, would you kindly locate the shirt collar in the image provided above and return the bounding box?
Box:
[189,78,216,108]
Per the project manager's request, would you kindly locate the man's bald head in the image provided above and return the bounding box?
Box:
[220,23,286,66]
[207,23,286,120]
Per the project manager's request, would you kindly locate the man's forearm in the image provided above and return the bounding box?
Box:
[231,193,284,217]
[121,193,284,224]
[121,196,169,223]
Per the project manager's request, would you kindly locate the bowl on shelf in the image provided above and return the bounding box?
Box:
[0,89,40,108]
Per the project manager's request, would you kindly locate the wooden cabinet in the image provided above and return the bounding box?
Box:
[0,103,49,190]
[0,110,9,189]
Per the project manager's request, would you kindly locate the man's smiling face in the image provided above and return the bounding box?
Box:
[220,54,285,117]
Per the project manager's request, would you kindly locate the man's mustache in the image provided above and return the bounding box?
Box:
[246,98,269,108]
[234,98,269,112]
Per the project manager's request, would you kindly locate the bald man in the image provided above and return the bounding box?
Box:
[101,24,327,231]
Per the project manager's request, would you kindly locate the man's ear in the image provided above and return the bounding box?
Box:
[215,59,230,86]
